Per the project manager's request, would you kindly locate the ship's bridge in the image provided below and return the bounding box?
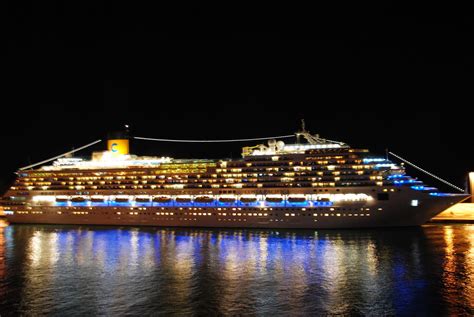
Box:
[242,125,349,157]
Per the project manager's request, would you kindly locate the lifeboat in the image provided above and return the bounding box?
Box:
[115,196,130,203]
[176,196,192,203]
[288,195,306,203]
[153,196,171,203]
[91,196,105,202]
[266,195,283,203]
[135,196,151,203]
[316,197,330,202]
[71,196,86,202]
[194,196,213,203]
[219,195,236,203]
[55,196,69,202]
[240,195,257,203]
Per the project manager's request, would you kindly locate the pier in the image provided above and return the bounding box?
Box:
[431,203,474,223]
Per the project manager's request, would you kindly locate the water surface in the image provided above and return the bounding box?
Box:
[0,220,473,315]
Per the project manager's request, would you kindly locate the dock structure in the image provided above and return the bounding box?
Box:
[431,172,474,223]
[470,172,474,203]
[431,203,474,223]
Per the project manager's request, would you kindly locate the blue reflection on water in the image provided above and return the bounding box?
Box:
[0,223,473,315]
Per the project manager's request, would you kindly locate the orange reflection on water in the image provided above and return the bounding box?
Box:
[0,220,6,298]
[1,221,473,315]
[441,225,474,315]
[465,225,474,306]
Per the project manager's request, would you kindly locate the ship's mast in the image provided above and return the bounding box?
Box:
[296,119,306,144]
[295,119,347,146]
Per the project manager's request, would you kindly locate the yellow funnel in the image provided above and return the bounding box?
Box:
[107,139,129,155]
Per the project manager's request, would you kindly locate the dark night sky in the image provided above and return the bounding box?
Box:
[2,2,473,193]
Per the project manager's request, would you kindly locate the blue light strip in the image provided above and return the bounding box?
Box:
[53,199,334,208]
[429,192,457,197]
[387,174,405,179]
[375,163,395,169]
[363,158,387,163]
[393,179,422,185]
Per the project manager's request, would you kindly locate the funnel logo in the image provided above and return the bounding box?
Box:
[111,143,118,152]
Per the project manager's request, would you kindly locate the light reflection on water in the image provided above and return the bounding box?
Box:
[0,219,473,316]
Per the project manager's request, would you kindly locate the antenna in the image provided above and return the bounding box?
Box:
[297,119,306,144]
[294,120,347,147]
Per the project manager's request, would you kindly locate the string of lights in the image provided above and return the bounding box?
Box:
[133,135,295,143]
[388,151,464,192]
[19,140,103,171]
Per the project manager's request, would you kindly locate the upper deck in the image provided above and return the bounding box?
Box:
[3,124,445,199]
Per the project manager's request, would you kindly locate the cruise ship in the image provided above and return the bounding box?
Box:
[1,127,469,228]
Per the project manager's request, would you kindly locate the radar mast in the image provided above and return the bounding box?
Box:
[295,119,347,146]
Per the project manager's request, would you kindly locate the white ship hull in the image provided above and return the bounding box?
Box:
[5,188,469,229]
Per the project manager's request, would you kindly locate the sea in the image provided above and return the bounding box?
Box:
[0,219,473,316]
